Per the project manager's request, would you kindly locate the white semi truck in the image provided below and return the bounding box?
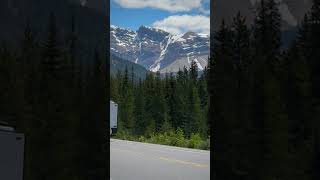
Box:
[110,101,118,135]
[0,121,25,180]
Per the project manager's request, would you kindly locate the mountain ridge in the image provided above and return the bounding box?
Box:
[110,25,210,73]
[111,53,149,80]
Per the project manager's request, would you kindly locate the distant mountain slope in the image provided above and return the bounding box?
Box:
[111,54,149,80]
[110,25,209,73]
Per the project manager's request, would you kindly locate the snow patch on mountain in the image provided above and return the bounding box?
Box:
[110,25,209,73]
[150,35,174,72]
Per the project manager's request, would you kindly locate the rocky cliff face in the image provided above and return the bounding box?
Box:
[110,25,209,73]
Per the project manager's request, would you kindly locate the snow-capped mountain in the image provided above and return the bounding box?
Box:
[110,25,209,73]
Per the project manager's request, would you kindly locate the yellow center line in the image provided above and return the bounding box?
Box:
[111,148,209,168]
[159,157,208,168]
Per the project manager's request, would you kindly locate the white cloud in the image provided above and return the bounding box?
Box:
[113,0,202,12]
[152,15,210,35]
[199,6,210,15]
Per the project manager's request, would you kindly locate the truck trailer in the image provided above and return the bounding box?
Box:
[0,121,25,180]
[110,101,118,135]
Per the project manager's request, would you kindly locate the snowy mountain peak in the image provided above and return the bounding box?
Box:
[138,25,169,33]
[110,25,209,73]
[181,31,201,39]
[111,25,135,33]
[110,25,118,29]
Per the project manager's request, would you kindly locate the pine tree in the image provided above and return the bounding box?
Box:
[19,22,44,180]
[66,14,78,87]
[152,71,168,133]
[131,65,135,85]
[283,42,313,180]
[188,84,204,137]
[308,1,320,179]
[198,72,209,137]
[133,79,147,135]
[252,1,288,179]
[42,12,63,78]
[190,60,198,82]
[119,66,134,132]
[38,12,67,179]
[211,20,236,180]
[167,73,180,129]
[229,12,254,179]
[176,69,189,133]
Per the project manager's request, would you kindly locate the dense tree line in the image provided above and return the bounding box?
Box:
[0,13,107,180]
[110,61,210,140]
[210,0,320,179]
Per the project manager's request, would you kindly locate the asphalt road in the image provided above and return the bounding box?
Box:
[110,139,210,180]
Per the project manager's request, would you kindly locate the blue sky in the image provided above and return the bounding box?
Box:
[110,0,210,35]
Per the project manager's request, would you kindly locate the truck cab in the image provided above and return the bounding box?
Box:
[110,101,118,136]
[0,121,25,180]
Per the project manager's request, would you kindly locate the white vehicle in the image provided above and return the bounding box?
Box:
[0,121,25,180]
[110,101,118,135]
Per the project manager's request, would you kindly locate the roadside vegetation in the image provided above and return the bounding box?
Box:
[114,128,210,150]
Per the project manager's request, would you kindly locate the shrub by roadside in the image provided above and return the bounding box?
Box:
[114,128,210,150]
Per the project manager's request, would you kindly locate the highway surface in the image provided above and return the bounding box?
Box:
[110,139,210,180]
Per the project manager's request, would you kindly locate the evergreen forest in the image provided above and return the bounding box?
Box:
[0,12,107,180]
[210,0,320,179]
[110,61,210,149]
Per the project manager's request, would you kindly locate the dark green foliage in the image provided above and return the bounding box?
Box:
[0,13,107,180]
[111,59,210,146]
[210,0,320,180]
